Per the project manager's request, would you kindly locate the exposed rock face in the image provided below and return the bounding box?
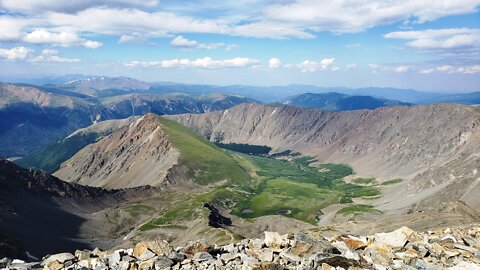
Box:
[168,103,480,212]
[4,225,479,269]
[55,114,180,188]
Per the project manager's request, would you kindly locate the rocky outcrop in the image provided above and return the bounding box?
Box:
[3,225,479,269]
[54,114,180,188]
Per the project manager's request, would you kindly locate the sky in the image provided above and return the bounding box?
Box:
[0,0,479,92]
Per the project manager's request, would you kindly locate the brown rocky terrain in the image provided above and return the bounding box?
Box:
[3,224,479,270]
[167,103,480,229]
[54,114,180,189]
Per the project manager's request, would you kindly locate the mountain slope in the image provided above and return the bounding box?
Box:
[0,83,110,157]
[0,158,155,258]
[283,92,410,111]
[15,117,140,173]
[54,114,249,188]
[167,103,480,216]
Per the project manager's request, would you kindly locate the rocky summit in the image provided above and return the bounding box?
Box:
[2,225,479,270]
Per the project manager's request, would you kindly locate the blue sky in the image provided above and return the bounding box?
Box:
[0,0,479,92]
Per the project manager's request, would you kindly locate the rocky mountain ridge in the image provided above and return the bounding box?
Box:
[54,114,180,188]
[2,224,479,270]
[169,103,479,179]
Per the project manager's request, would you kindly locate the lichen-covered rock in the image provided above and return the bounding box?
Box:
[264,232,289,252]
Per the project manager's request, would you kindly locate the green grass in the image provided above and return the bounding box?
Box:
[234,178,339,224]
[15,133,99,172]
[157,117,250,185]
[337,204,383,216]
[381,178,403,185]
[203,152,380,224]
[352,177,376,185]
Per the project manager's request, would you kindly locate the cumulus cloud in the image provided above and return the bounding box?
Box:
[268,58,282,68]
[44,8,228,39]
[124,57,260,69]
[368,64,412,73]
[394,66,410,73]
[263,0,480,33]
[197,43,225,50]
[294,58,337,72]
[30,49,81,63]
[0,46,80,63]
[367,63,480,74]
[384,28,480,49]
[170,36,228,50]
[0,46,34,60]
[0,0,159,14]
[1,1,479,41]
[22,29,103,48]
[431,65,480,74]
[170,35,198,48]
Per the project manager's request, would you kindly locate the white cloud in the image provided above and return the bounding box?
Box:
[231,21,315,39]
[82,40,103,49]
[290,58,337,72]
[0,46,33,60]
[0,46,80,63]
[170,35,198,48]
[385,28,480,49]
[263,0,480,33]
[417,65,480,74]
[268,58,282,68]
[0,17,30,42]
[197,43,225,50]
[124,57,260,69]
[0,0,159,14]
[30,49,81,63]
[419,68,434,74]
[170,35,227,50]
[394,66,410,73]
[0,1,479,44]
[368,63,411,73]
[45,8,228,39]
[23,29,103,48]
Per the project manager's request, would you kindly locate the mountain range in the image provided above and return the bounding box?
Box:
[282,92,411,111]
[0,81,254,157]
[2,76,480,260]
